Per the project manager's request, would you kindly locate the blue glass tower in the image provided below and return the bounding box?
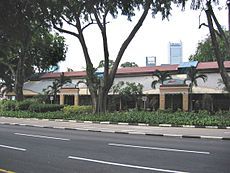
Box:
[169,42,183,64]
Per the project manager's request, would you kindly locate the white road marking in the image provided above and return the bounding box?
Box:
[14,133,70,141]
[108,143,210,155]
[0,144,26,151]
[68,156,188,173]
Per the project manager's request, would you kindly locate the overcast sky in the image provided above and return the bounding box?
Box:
[58,2,228,72]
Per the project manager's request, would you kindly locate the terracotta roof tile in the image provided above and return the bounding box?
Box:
[40,71,86,79]
[116,64,178,75]
[197,61,230,70]
[39,61,230,79]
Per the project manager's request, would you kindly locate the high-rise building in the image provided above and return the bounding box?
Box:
[169,41,182,64]
[146,56,156,66]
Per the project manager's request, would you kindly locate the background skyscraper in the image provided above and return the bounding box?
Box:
[169,41,183,64]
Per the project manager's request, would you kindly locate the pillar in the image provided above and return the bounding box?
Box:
[60,94,64,105]
[182,93,189,111]
[74,88,79,106]
[159,93,165,110]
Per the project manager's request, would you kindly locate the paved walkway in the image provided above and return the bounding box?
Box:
[0,117,230,140]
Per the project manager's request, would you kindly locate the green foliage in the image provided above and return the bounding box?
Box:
[28,103,64,113]
[0,110,65,119]
[0,100,17,111]
[63,105,93,115]
[112,81,143,96]
[31,94,50,104]
[151,70,172,89]
[120,61,138,67]
[184,67,207,88]
[0,109,230,126]
[16,100,34,111]
[190,31,230,62]
[98,60,114,68]
[43,72,71,103]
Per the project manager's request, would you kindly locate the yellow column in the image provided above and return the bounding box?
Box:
[159,93,165,110]
[60,94,64,105]
[183,93,189,111]
[74,88,79,106]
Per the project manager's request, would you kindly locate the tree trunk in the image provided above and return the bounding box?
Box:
[205,5,230,93]
[15,56,24,101]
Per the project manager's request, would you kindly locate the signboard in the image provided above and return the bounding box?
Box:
[142,96,147,102]
[50,96,54,101]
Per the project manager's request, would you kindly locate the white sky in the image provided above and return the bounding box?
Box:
[58,2,228,72]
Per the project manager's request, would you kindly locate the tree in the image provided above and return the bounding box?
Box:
[184,67,207,111]
[0,0,67,100]
[41,0,184,113]
[151,70,172,89]
[112,81,143,110]
[0,0,44,101]
[98,60,114,68]
[190,31,230,62]
[190,0,230,92]
[120,61,138,67]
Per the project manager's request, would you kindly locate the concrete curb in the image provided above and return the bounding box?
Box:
[1,121,230,141]
[49,119,230,129]
[2,117,230,129]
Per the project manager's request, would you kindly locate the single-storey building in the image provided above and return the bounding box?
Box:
[6,61,230,111]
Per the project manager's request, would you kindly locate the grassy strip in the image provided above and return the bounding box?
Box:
[0,110,230,126]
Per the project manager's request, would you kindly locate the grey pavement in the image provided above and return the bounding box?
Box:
[0,117,230,140]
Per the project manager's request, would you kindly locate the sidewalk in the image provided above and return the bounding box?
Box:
[0,117,230,140]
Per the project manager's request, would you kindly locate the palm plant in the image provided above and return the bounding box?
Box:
[184,67,207,111]
[43,72,71,104]
[151,70,172,89]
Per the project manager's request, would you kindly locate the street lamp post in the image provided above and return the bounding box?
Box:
[227,0,230,31]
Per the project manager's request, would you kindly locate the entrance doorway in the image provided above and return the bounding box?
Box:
[64,95,74,105]
[165,94,182,111]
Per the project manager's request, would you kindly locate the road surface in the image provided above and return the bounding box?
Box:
[0,124,229,173]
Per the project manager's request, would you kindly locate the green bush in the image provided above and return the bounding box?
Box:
[63,105,93,115]
[28,103,64,112]
[17,99,34,110]
[0,100,18,111]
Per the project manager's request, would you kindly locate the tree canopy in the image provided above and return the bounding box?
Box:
[0,0,67,100]
[190,31,230,62]
[120,61,138,67]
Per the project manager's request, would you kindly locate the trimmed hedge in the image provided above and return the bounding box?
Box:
[0,110,65,119]
[28,103,64,112]
[63,105,93,115]
[0,108,229,126]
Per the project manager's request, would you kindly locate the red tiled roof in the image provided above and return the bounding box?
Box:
[40,61,230,79]
[40,71,86,79]
[116,64,178,75]
[197,61,230,70]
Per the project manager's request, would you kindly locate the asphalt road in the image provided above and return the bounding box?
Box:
[0,124,229,173]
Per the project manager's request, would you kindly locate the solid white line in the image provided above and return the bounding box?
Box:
[0,144,26,151]
[108,143,210,155]
[201,136,223,139]
[14,133,70,141]
[68,156,188,173]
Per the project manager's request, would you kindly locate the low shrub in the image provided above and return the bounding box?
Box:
[63,105,93,115]
[17,99,34,110]
[28,103,64,112]
[0,100,18,111]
